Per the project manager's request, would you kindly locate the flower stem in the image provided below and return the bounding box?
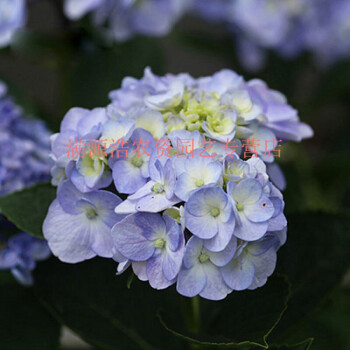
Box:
[190,296,201,334]
[183,296,201,349]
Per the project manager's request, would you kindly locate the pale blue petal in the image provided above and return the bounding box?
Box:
[199,262,232,300]
[146,252,174,289]
[57,180,84,214]
[111,214,155,261]
[163,159,176,198]
[221,254,255,291]
[77,107,107,137]
[248,249,277,290]
[162,249,184,281]
[136,193,179,213]
[134,212,166,241]
[233,178,262,205]
[114,198,138,214]
[247,235,277,256]
[128,181,155,200]
[233,213,268,241]
[203,216,235,252]
[203,161,223,184]
[266,163,286,191]
[267,212,287,232]
[116,260,130,275]
[271,227,287,247]
[43,200,96,263]
[174,172,197,201]
[90,220,115,258]
[176,264,206,298]
[132,261,148,281]
[185,210,218,239]
[244,196,274,222]
[270,197,283,218]
[61,107,89,132]
[185,188,214,217]
[163,214,182,251]
[207,237,237,267]
[183,236,203,269]
[84,190,124,226]
[113,159,147,194]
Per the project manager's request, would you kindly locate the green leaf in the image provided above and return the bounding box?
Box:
[270,212,350,343]
[0,182,56,239]
[34,257,290,350]
[0,281,60,350]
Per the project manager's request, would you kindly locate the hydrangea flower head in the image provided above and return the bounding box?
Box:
[44,68,313,300]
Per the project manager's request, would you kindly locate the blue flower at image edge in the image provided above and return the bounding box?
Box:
[0,232,51,286]
[0,80,52,286]
[0,81,51,196]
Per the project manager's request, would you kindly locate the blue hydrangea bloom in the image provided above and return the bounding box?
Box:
[51,107,120,190]
[0,232,51,286]
[221,234,279,291]
[184,186,236,252]
[43,180,124,263]
[0,81,51,196]
[116,159,180,213]
[112,212,185,289]
[112,128,155,194]
[174,149,222,201]
[227,179,274,241]
[176,236,236,300]
[0,0,25,48]
[64,0,189,42]
[45,68,313,300]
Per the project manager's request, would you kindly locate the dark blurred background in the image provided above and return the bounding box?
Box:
[1,1,350,349]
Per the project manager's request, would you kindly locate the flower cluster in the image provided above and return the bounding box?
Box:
[44,68,312,300]
[64,0,189,42]
[193,0,350,70]
[0,230,51,286]
[0,81,51,196]
[0,81,51,286]
[0,0,25,48]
